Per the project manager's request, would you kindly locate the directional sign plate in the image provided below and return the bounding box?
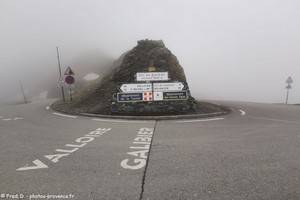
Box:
[153,82,184,91]
[163,91,188,100]
[120,83,152,93]
[117,93,143,102]
[136,72,169,82]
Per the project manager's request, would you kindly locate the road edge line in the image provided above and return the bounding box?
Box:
[52,112,77,119]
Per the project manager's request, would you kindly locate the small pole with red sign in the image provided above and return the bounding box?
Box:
[64,66,75,102]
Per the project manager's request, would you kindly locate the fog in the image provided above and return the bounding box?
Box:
[1,0,299,104]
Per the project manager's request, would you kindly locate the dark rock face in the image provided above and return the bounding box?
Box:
[111,40,186,83]
[71,39,197,115]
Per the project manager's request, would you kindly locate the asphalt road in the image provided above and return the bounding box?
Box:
[0,100,300,200]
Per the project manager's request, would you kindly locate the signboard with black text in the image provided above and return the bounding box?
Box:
[120,83,152,93]
[136,72,169,81]
[163,91,188,100]
[153,82,184,91]
[117,93,143,102]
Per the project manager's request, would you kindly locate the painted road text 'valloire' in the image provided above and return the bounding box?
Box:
[121,128,154,170]
[16,128,111,171]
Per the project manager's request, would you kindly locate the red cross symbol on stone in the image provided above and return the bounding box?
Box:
[143,92,153,101]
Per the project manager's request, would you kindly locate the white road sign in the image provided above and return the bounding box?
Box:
[120,83,152,93]
[136,72,169,81]
[153,82,184,91]
[153,91,163,101]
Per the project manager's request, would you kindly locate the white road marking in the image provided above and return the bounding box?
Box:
[1,116,24,121]
[16,159,48,171]
[121,128,154,170]
[17,128,111,171]
[175,118,224,123]
[92,118,149,123]
[52,112,77,119]
[197,112,224,116]
[46,106,50,110]
[239,109,246,116]
[14,117,24,120]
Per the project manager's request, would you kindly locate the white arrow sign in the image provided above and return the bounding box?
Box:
[120,83,152,93]
[153,82,184,91]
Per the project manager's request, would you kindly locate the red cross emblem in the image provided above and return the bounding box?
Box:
[143,92,153,101]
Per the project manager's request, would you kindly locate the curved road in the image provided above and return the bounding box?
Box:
[0,100,300,200]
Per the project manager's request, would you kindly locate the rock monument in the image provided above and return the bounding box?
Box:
[58,39,198,115]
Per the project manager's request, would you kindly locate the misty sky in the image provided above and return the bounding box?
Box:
[1,0,299,103]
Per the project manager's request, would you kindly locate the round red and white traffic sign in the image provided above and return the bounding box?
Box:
[65,75,75,85]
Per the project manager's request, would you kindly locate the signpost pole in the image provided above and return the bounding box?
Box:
[285,76,293,105]
[285,87,289,104]
[69,87,73,102]
[151,82,154,102]
[19,80,28,104]
[56,47,65,102]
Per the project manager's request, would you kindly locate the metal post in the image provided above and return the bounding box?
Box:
[56,47,65,102]
[69,87,73,102]
[285,87,290,104]
[151,82,154,102]
[285,76,293,105]
[19,81,28,104]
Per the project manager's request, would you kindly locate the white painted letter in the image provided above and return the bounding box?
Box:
[130,144,150,149]
[121,159,146,170]
[134,137,151,142]
[56,148,79,153]
[75,137,94,143]
[16,159,48,171]
[127,150,148,159]
[45,153,69,163]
